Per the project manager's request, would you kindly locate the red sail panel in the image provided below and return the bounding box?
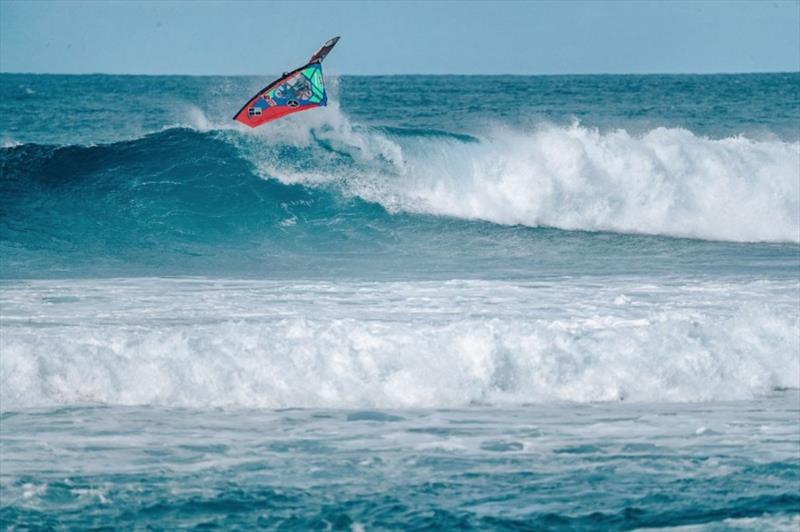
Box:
[233,38,337,128]
[233,63,326,128]
[234,99,320,128]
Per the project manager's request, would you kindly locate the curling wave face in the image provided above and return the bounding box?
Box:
[1,115,798,278]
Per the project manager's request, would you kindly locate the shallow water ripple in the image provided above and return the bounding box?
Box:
[1,396,798,529]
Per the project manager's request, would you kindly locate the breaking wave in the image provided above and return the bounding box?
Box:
[2,279,798,410]
[378,124,799,243]
[2,108,799,250]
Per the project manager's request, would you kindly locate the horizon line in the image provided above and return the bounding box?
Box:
[2,69,799,78]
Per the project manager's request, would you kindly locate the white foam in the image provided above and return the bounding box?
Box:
[251,120,800,243]
[2,278,797,410]
[2,137,22,148]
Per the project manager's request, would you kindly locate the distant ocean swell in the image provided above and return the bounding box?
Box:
[2,112,798,252]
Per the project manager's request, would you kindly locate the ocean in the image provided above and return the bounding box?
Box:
[1,72,798,529]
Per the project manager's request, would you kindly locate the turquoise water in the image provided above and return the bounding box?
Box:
[2,397,798,529]
[1,73,799,529]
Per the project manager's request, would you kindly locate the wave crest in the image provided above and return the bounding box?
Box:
[250,118,800,243]
[3,115,799,249]
[2,284,797,410]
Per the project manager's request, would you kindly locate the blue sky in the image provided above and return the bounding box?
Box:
[1,0,798,75]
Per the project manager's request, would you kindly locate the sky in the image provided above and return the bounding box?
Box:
[1,0,798,75]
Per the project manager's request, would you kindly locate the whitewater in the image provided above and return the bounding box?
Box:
[1,73,798,529]
[243,112,800,243]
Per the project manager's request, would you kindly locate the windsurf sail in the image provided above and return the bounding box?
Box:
[233,36,340,128]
